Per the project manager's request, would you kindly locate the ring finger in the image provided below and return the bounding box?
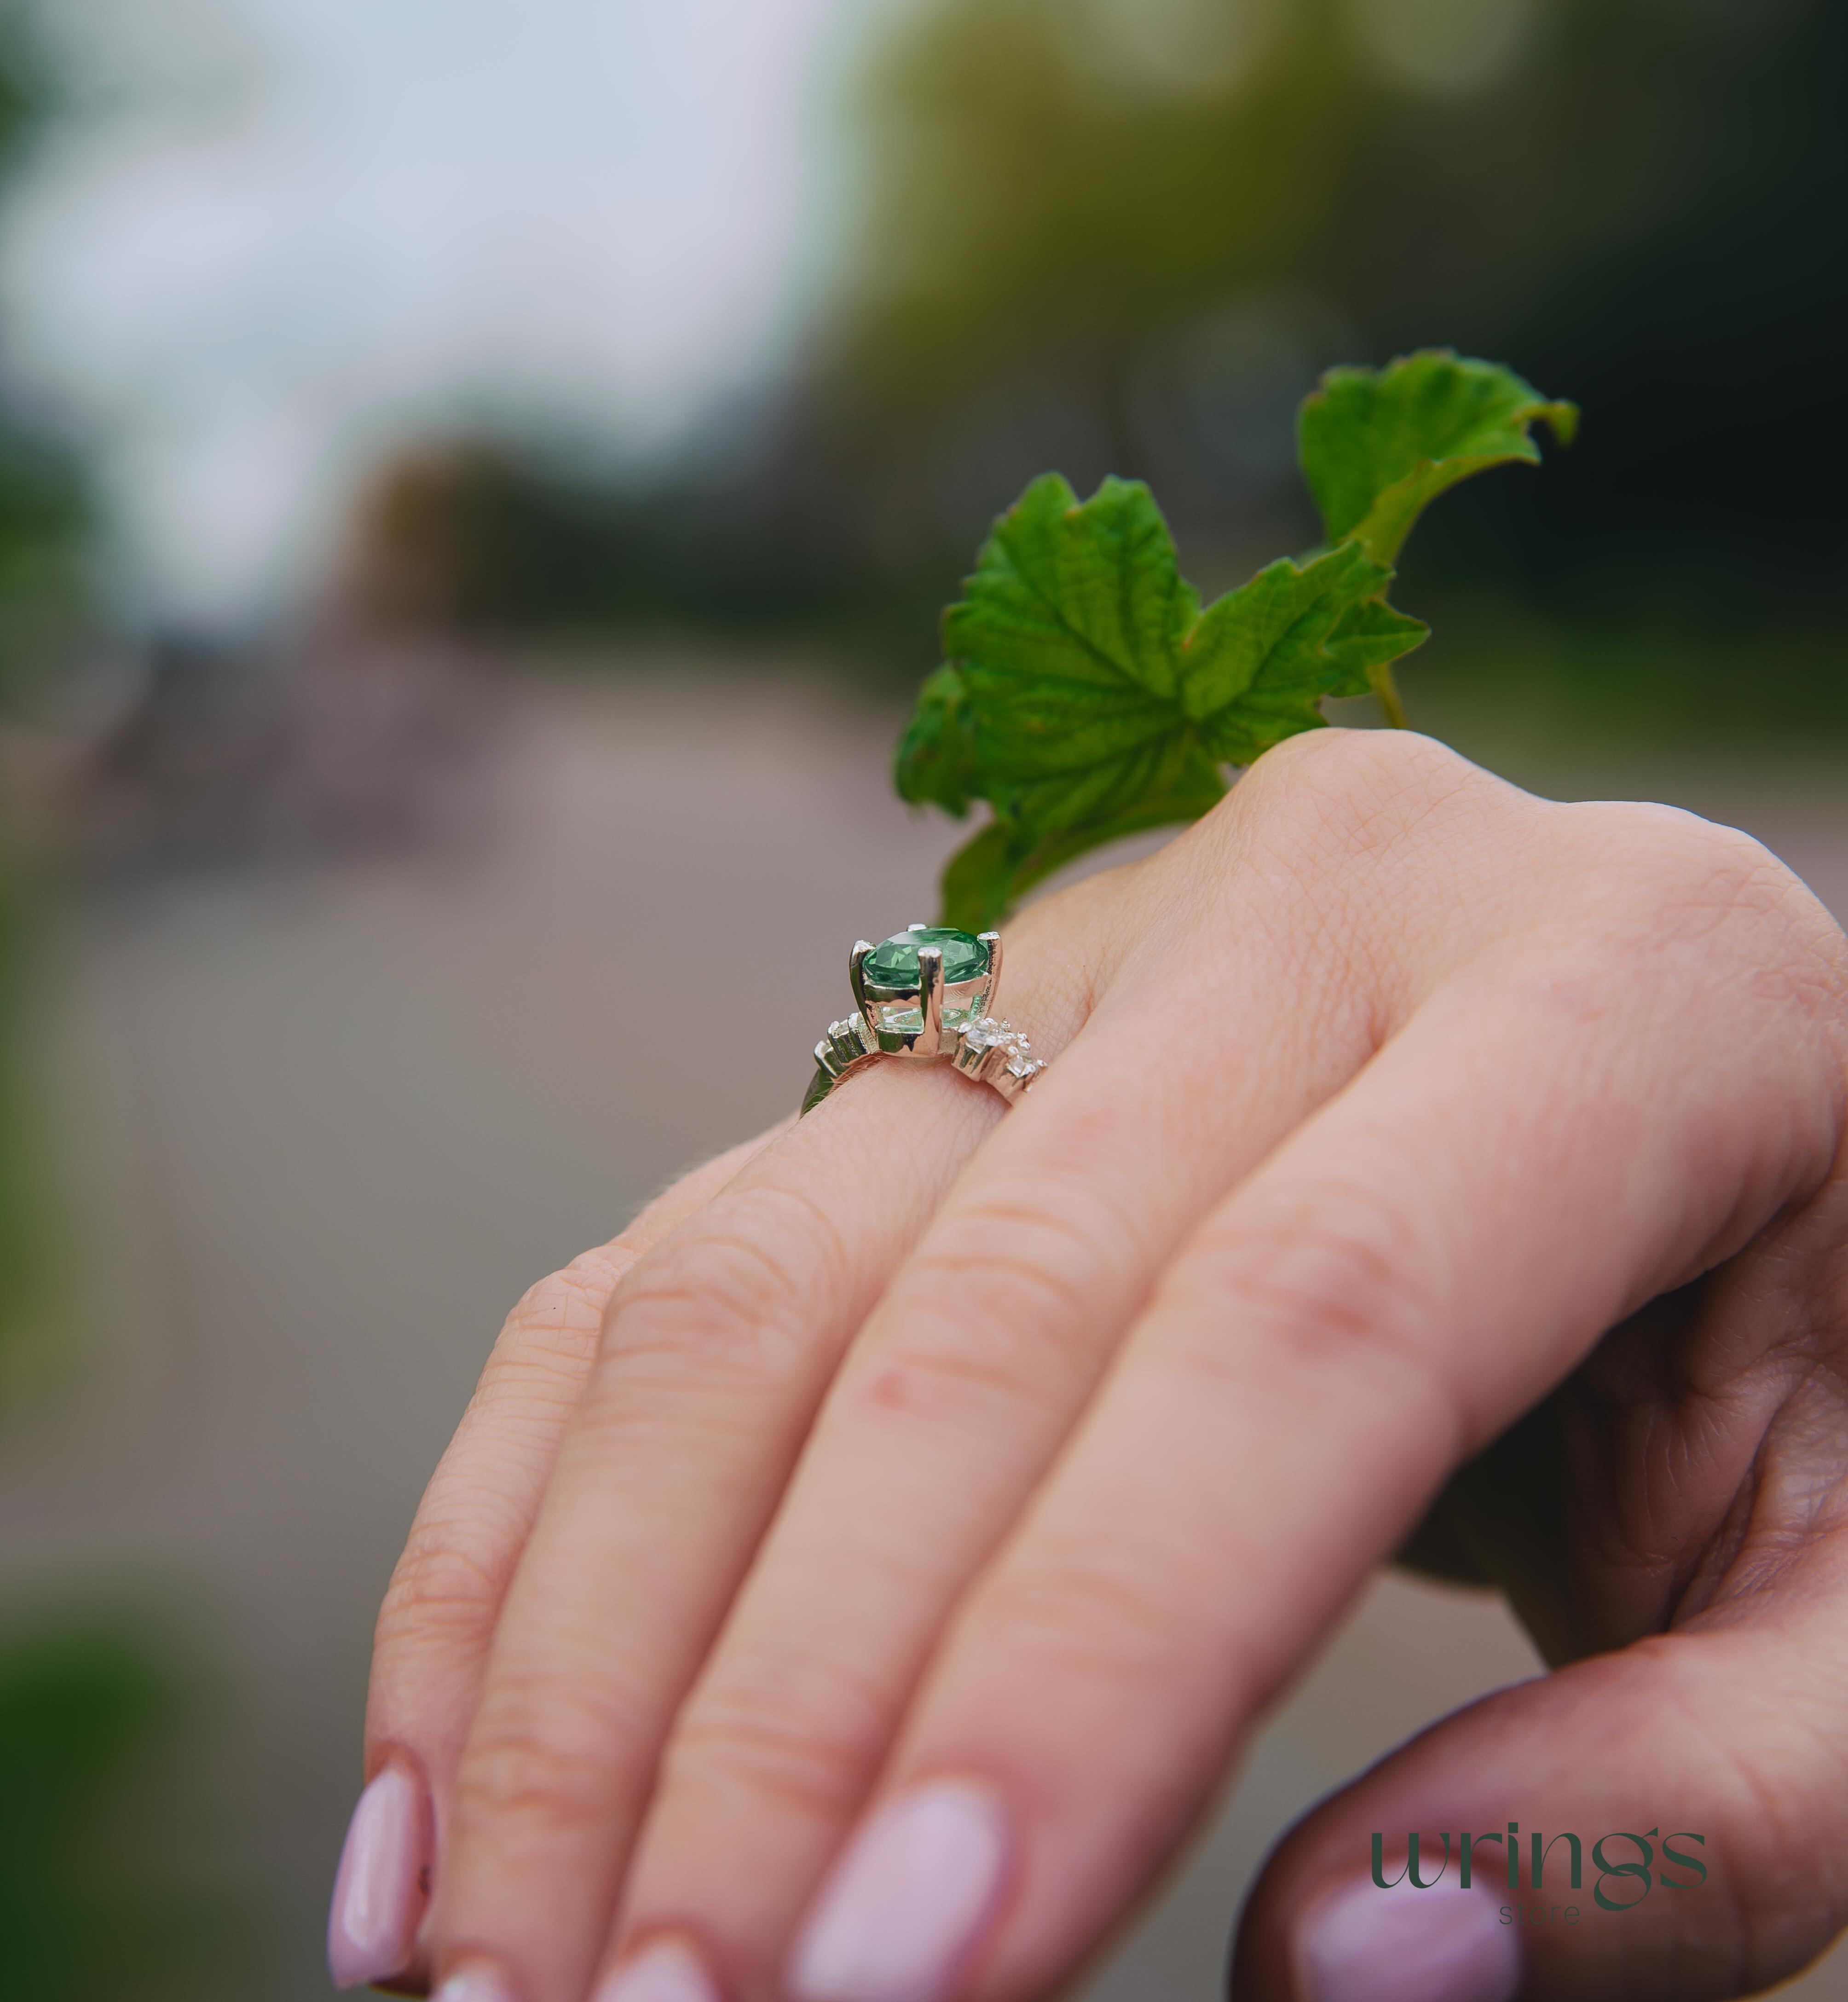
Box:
[589,808,1439,2001]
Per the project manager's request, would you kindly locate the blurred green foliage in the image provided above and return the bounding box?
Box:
[823,0,1846,562]
[352,0,1847,747]
[0,23,226,2002]
[0,1605,238,2001]
[0,0,89,1395]
[0,856,58,1393]
[1403,607,1848,770]
[826,0,1361,432]
[0,4,89,1384]
[0,427,92,716]
[0,1,93,720]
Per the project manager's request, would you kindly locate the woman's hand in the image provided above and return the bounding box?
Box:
[331,729,1848,2002]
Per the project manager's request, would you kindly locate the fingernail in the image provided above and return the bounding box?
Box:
[788,1779,1008,2002]
[327,1761,432,1989]
[1294,1875,1521,2002]
[433,1966,519,2002]
[593,1938,718,2002]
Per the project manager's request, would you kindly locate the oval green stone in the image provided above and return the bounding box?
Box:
[864,926,988,988]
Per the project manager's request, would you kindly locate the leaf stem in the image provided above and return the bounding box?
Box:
[1368,660,1409,729]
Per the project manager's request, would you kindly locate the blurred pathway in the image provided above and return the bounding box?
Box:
[4,669,1845,1999]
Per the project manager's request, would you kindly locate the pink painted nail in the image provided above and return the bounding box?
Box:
[327,1761,432,1989]
[592,1938,718,2002]
[432,1965,519,2002]
[1294,1875,1521,2002]
[788,1780,1009,2002]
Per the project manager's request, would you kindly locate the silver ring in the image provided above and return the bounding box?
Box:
[801,924,1048,1115]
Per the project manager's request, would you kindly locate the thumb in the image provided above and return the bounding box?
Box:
[1229,1580,1848,2002]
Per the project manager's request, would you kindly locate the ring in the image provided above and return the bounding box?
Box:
[801,925,1049,1115]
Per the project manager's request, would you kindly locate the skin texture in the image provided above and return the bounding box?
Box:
[349,729,1848,2002]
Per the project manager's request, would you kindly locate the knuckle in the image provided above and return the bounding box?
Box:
[914,1206,1097,1334]
[1241,726,1481,828]
[456,1684,641,1834]
[1565,804,1848,1017]
[870,1200,1130,1417]
[376,1525,511,1649]
[990,1538,1177,1667]
[498,1250,625,1361]
[1575,803,1797,934]
[599,1182,849,1385]
[1209,729,1505,903]
[973,1528,1253,1711]
[1184,1194,1470,1449]
[663,1672,885,1824]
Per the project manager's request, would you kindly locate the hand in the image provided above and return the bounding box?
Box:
[330,729,1848,2002]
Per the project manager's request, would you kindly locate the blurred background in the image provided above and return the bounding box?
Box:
[0,0,1844,1995]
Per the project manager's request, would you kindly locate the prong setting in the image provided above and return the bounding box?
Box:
[805,923,1043,1113]
[849,939,874,1030]
[914,945,944,1059]
[977,930,1003,1018]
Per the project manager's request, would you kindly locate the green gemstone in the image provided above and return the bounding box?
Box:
[864,927,989,988]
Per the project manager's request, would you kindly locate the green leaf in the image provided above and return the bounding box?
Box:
[894,663,977,816]
[936,763,1229,933]
[911,472,1397,924]
[1323,596,1431,699]
[895,355,1573,934]
[936,819,1035,934]
[1299,350,1578,566]
[1184,543,1415,763]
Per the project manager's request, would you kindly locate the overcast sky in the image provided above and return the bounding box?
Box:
[1,0,885,625]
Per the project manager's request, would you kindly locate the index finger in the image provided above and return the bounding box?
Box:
[334,1125,783,1991]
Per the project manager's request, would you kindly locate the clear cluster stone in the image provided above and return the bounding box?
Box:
[959,1015,1043,1082]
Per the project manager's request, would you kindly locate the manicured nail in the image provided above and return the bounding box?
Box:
[327,1761,432,1989]
[432,1966,519,2002]
[593,1937,718,2002]
[1294,1875,1520,2002]
[788,1779,1008,2002]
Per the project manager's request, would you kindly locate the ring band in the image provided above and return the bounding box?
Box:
[801,924,1048,1115]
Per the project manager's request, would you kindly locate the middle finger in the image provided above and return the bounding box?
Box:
[594,832,1397,2000]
